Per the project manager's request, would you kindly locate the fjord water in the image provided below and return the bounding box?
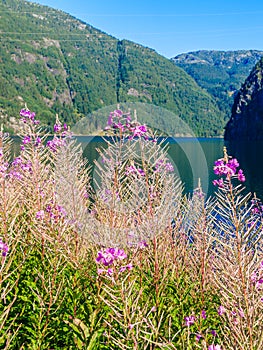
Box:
[11,136,263,199]
[76,136,263,200]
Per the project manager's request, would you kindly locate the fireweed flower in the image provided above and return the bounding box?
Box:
[20,108,36,121]
[36,210,45,220]
[119,263,133,272]
[125,165,145,177]
[0,239,9,257]
[185,315,195,327]
[54,123,62,133]
[35,136,42,147]
[107,268,113,276]
[208,345,221,350]
[218,305,225,316]
[238,308,245,318]
[97,268,104,275]
[155,159,170,173]
[130,124,147,138]
[113,109,123,117]
[256,278,263,290]
[213,153,245,187]
[201,310,207,319]
[212,178,224,188]
[196,334,202,342]
[46,137,65,152]
[138,240,148,249]
[12,157,22,166]
[237,169,246,182]
[251,270,258,283]
[96,247,127,266]
[251,198,263,216]
[22,135,31,144]
[165,162,174,172]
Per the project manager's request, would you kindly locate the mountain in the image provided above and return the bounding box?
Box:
[0,0,224,136]
[172,50,263,124]
[224,57,263,140]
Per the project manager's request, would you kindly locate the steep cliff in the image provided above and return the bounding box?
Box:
[224,58,263,140]
[172,50,263,124]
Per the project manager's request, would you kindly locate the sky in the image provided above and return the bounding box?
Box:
[28,0,263,58]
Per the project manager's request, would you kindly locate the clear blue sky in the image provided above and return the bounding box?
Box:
[28,0,263,58]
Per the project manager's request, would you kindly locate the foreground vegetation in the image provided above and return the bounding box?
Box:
[0,108,263,349]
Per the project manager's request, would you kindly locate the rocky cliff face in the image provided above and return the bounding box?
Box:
[224,58,263,140]
[172,50,263,125]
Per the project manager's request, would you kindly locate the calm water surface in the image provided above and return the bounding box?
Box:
[76,136,263,200]
[11,136,263,199]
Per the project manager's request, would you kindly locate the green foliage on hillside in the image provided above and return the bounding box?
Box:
[0,0,224,136]
[172,50,263,123]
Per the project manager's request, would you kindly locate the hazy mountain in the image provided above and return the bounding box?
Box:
[0,0,224,136]
[172,50,263,123]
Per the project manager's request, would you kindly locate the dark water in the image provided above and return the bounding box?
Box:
[76,136,263,199]
[11,136,263,199]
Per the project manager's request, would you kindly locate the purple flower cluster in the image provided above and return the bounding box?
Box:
[20,108,40,125]
[46,137,66,153]
[54,122,68,134]
[213,156,245,187]
[154,159,174,173]
[105,109,155,141]
[119,263,133,272]
[36,210,45,220]
[45,202,67,222]
[125,165,145,177]
[96,247,133,276]
[96,247,127,266]
[217,305,225,316]
[138,240,148,249]
[208,345,221,350]
[106,110,131,132]
[130,124,147,139]
[22,135,31,145]
[201,310,206,319]
[8,157,33,180]
[184,315,195,327]
[0,239,9,257]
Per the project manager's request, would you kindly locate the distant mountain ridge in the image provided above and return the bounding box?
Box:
[0,0,224,136]
[172,50,263,124]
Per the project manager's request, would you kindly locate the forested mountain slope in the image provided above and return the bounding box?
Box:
[0,0,224,136]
